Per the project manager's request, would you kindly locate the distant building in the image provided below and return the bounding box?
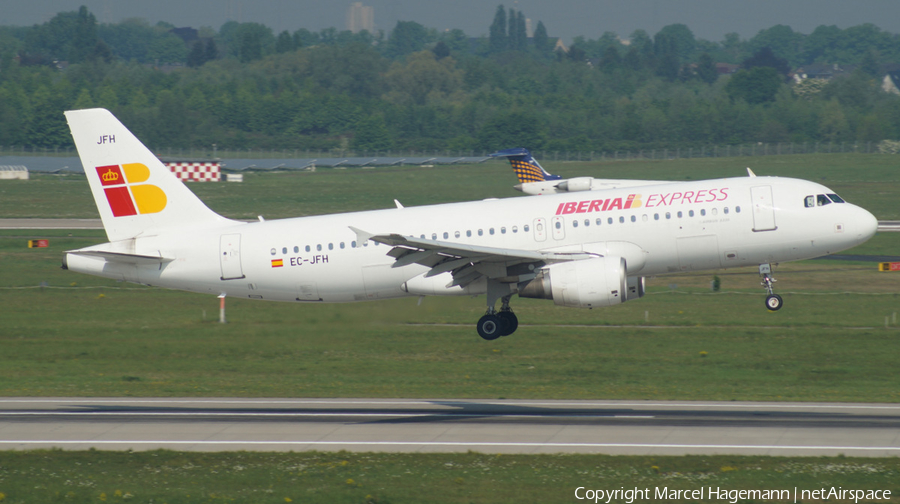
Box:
[347,2,374,34]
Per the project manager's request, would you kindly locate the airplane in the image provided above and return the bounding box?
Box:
[490,147,664,195]
[63,108,878,340]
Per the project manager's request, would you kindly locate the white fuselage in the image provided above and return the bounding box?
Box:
[66,176,878,304]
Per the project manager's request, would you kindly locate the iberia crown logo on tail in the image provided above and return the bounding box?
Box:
[96,164,167,216]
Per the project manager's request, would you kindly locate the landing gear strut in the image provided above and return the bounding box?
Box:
[477,285,519,340]
[759,263,783,311]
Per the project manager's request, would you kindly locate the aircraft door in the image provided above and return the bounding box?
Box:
[533,218,547,242]
[750,185,777,232]
[551,216,566,240]
[219,234,245,280]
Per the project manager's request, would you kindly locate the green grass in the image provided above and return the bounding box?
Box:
[2,229,900,400]
[0,450,897,504]
[1,153,897,219]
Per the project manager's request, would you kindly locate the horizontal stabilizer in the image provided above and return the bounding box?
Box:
[66,250,173,265]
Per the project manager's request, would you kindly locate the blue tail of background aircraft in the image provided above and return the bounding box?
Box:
[489,148,561,184]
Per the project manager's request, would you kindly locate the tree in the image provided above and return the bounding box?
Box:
[654,33,679,81]
[204,38,218,62]
[726,67,782,104]
[489,5,507,53]
[478,111,547,150]
[69,6,98,63]
[187,40,205,67]
[384,21,429,58]
[533,21,549,52]
[696,52,718,84]
[432,41,450,59]
[275,30,294,53]
[748,24,801,66]
[742,47,790,77]
[655,24,695,61]
[352,114,392,151]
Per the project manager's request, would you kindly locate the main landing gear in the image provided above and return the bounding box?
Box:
[477,294,518,340]
[759,263,783,311]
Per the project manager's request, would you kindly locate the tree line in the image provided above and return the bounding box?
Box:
[1,5,899,152]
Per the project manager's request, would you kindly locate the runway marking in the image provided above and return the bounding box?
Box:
[1,398,899,411]
[1,440,899,452]
[0,412,655,419]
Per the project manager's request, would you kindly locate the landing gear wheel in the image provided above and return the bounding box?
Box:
[765,294,783,311]
[477,314,504,340]
[497,311,518,336]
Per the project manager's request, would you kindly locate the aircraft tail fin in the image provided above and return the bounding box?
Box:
[489,148,561,184]
[65,108,233,242]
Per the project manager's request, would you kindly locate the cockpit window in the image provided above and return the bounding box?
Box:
[804,195,815,208]
[816,194,832,206]
[827,193,845,203]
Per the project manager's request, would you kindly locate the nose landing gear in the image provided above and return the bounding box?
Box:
[760,263,783,311]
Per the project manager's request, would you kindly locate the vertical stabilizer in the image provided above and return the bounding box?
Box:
[65,108,233,241]
[489,147,561,183]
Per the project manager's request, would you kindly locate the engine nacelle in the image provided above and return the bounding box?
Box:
[518,257,626,308]
[556,177,594,192]
[626,276,645,301]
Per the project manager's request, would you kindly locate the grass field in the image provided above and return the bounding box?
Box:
[1,450,898,504]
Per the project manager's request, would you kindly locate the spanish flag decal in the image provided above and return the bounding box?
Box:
[271,259,284,268]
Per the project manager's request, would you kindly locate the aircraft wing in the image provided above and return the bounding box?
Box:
[352,227,592,288]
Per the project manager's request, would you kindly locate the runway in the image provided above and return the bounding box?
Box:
[2,398,900,456]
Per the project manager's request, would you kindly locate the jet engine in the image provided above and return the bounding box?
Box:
[555,177,594,192]
[518,257,626,308]
[626,276,645,301]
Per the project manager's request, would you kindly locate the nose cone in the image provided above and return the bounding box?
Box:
[854,206,878,244]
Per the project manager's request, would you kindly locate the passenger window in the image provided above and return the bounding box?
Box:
[316,244,322,251]
[608,217,613,224]
[736,206,741,213]
[619,216,625,223]
[642,214,648,222]
[689,210,695,217]
[501,227,506,234]
[677,211,683,218]
[466,230,472,237]
[351,241,357,248]
[666,212,671,219]
[432,233,437,240]
[340,242,345,249]
[555,222,561,229]
[804,195,815,208]
[305,245,311,252]
[443,232,449,239]
[584,219,589,227]
[596,218,602,226]
[420,234,425,239]
[817,194,832,206]
[524,224,530,232]
[712,208,718,216]
[700,209,706,216]
[293,246,299,253]
[512,226,518,233]
[573,220,578,228]
[630,215,636,222]
[654,213,659,221]
[478,229,484,236]
[490,228,495,235]
[454,231,460,238]
[328,243,333,250]
[270,248,276,255]
[828,193,845,203]
[724,207,729,215]
[282,247,288,254]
